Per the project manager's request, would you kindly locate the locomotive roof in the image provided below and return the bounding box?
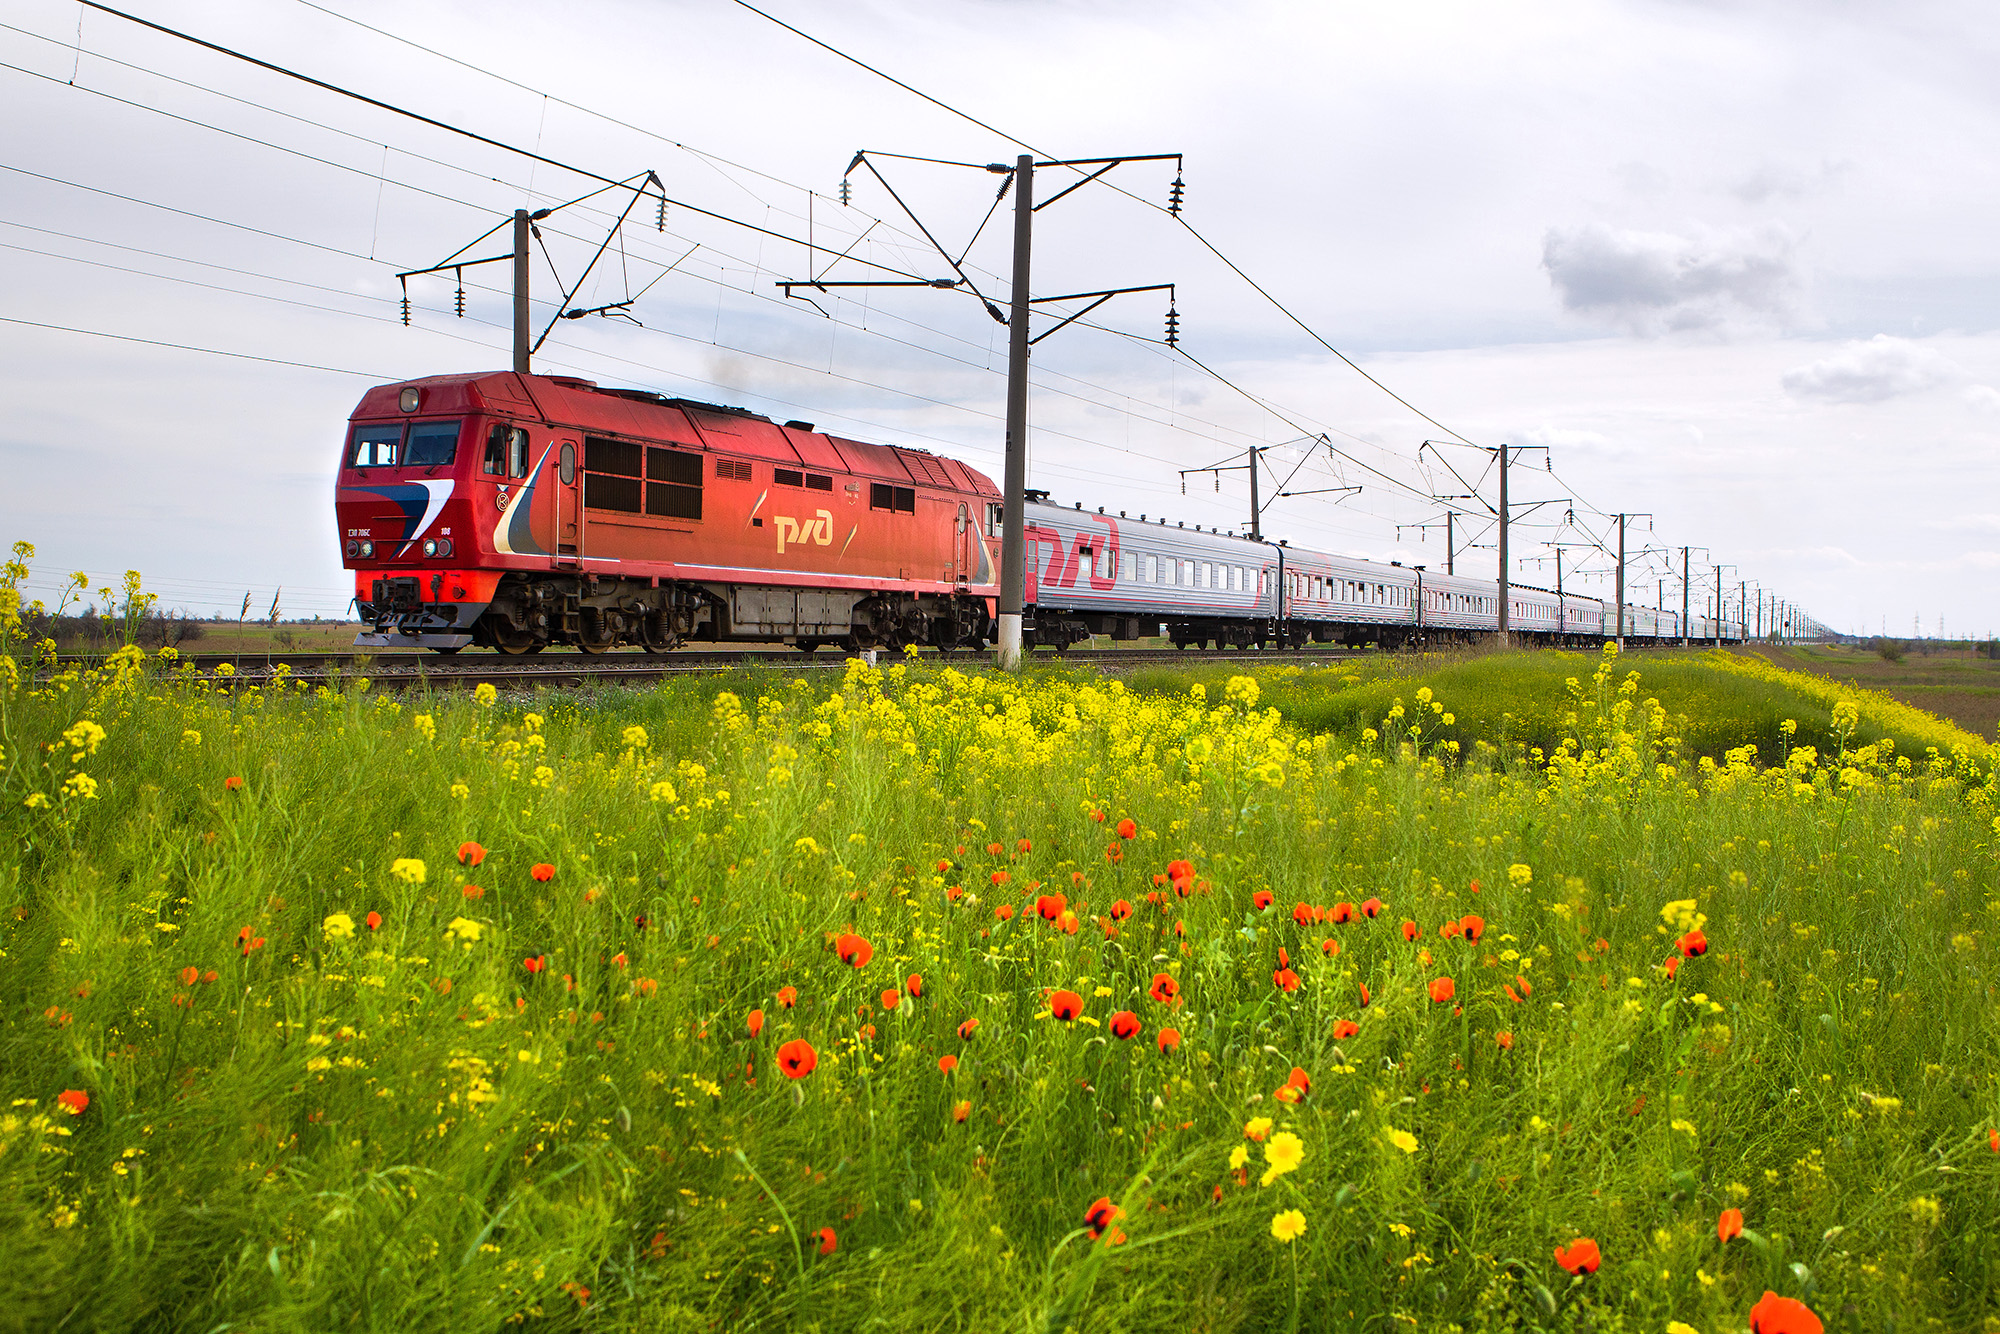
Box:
[352,371,998,498]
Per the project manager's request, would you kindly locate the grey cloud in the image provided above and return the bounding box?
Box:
[1779,334,1959,404]
[1541,222,1803,335]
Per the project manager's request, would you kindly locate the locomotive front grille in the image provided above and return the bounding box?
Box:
[371,576,423,613]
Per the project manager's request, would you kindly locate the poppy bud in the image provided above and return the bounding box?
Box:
[957,1018,979,1040]
[747,1009,765,1038]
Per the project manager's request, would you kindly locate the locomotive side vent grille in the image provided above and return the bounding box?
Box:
[715,458,753,481]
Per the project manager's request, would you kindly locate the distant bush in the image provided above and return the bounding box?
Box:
[1874,637,1904,663]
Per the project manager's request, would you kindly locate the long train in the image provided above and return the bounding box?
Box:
[335,371,1743,653]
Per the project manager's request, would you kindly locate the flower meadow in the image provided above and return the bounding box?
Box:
[4,581,2000,1330]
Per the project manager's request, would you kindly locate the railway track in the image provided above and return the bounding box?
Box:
[51,645,1367,690]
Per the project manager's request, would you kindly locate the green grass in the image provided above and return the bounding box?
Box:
[0,645,1997,1332]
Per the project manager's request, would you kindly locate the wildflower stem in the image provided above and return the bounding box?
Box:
[733,1148,805,1283]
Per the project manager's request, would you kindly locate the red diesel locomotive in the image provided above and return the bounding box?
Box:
[337,371,999,653]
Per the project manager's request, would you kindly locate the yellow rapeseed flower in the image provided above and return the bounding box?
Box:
[391,858,427,885]
[1270,1209,1307,1243]
[322,913,356,941]
[447,917,483,944]
[1506,864,1532,888]
[473,683,497,707]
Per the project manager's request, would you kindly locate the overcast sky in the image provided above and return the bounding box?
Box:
[4,0,1997,637]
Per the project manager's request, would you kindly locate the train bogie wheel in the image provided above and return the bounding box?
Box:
[497,641,542,656]
[796,639,820,654]
[430,645,462,655]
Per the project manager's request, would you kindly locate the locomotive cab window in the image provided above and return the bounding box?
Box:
[349,424,402,469]
[483,424,530,477]
[404,420,461,468]
[870,483,915,513]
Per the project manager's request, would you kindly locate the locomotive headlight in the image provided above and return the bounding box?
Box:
[399,387,420,412]
[344,539,358,559]
[422,539,438,557]
[436,538,453,557]
[359,540,374,558]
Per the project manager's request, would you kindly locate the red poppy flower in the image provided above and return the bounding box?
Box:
[1156,1027,1181,1053]
[1460,914,1485,943]
[858,1023,876,1040]
[1427,976,1456,1004]
[237,925,266,956]
[1440,919,1463,940]
[835,933,874,968]
[179,965,199,987]
[958,1017,979,1040]
[219,775,246,794]
[880,989,901,1012]
[990,869,1011,886]
[1273,968,1301,994]
[530,863,555,882]
[523,955,547,975]
[1057,910,1080,936]
[635,977,658,998]
[1495,1030,1514,1050]
[1106,1010,1141,1040]
[952,1098,971,1122]
[1718,1207,1743,1243]
[1553,1237,1601,1275]
[1401,920,1420,942]
[1285,1066,1311,1097]
[1748,1291,1824,1334]
[1115,818,1137,840]
[901,973,921,999]
[1515,974,1532,997]
[1049,990,1084,1021]
[1325,901,1352,924]
[1322,937,1341,957]
[202,969,217,983]
[1359,897,1383,918]
[457,841,487,867]
[1148,972,1180,1005]
[1990,1128,1999,1153]
[939,1054,958,1074]
[1035,893,1067,921]
[985,841,1003,857]
[1678,929,1708,957]
[777,1038,818,1079]
[1090,808,1106,823]
[56,1089,88,1116]
[994,904,1015,921]
[365,911,382,931]
[1083,1196,1125,1243]
[815,1226,837,1256]
[1104,843,1124,864]
[1663,955,1682,979]
[1110,899,1133,921]
[1331,1018,1360,1039]
[1277,947,1291,968]
[1253,890,1274,911]
[1504,984,1523,1003]
[1292,902,1314,926]
[1016,837,1033,853]
[775,985,796,1009]
[1358,982,1371,1007]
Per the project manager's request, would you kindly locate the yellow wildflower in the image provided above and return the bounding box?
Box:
[1270,1209,1307,1243]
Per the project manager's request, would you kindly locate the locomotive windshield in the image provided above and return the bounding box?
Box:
[346,419,461,469]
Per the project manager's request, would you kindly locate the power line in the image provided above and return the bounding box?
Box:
[0,315,390,376]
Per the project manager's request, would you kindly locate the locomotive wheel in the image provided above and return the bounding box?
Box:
[577,638,612,656]
[497,641,543,656]
[430,645,462,656]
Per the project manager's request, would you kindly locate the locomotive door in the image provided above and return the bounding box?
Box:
[554,439,581,568]
[954,503,971,588]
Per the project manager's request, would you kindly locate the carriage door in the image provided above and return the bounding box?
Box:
[554,438,581,568]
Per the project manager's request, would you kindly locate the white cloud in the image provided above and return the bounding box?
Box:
[1962,384,2000,412]
[1541,222,1804,336]
[1779,334,1960,404]
[1925,514,2000,533]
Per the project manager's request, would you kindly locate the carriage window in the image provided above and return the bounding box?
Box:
[870,483,915,513]
[1122,551,1134,581]
[647,446,703,520]
[349,423,402,468]
[1100,547,1115,579]
[987,503,1003,537]
[1145,554,1158,583]
[404,419,461,467]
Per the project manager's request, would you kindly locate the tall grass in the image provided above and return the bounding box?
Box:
[0,631,1996,1330]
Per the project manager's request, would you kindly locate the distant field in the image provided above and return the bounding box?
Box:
[1738,644,2000,743]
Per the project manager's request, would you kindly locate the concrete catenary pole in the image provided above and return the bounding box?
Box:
[996,154,1034,670]
[1496,445,1510,643]
[512,209,531,375]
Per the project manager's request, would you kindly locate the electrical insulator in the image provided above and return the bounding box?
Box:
[1168,173,1185,215]
[656,195,666,231]
[838,178,851,206]
[399,292,411,327]
[1164,305,1180,347]
[454,286,466,318]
